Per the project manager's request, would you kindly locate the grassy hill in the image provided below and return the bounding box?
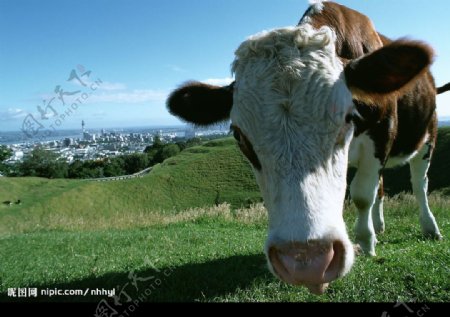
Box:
[1,128,450,235]
[0,138,260,235]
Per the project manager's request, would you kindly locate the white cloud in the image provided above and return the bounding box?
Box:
[0,108,28,121]
[98,82,127,91]
[34,68,168,106]
[89,89,168,104]
[66,72,127,91]
[203,77,234,86]
[37,87,168,105]
[167,64,187,73]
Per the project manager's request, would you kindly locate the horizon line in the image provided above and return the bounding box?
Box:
[1,118,449,134]
[0,124,191,134]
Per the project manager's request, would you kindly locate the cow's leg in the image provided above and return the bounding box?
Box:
[372,175,385,234]
[351,157,382,256]
[409,151,442,240]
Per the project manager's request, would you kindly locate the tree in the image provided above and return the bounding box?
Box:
[0,145,13,175]
[176,141,187,151]
[68,160,84,178]
[186,137,203,148]
[123,153,149,174]
[0,145,12,162]
[152,135,164,149]
[81,160,105,178]
[144,135,164,154]
[103,157,125,177]
[152,144,180,164]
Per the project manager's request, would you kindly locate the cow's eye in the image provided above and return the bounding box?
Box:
[230,125,262,171]
[345,113,354,124]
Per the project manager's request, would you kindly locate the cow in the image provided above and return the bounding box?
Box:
[166,1,446,294]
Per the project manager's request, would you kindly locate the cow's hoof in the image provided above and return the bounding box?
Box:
[354,241,376,257]
[353,244,363,256]
[373,223,385,235]
[423,231,443,240]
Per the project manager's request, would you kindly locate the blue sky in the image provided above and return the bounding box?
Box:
[1,0,450,131]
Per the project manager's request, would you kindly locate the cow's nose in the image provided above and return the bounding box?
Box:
[268,240,345,295]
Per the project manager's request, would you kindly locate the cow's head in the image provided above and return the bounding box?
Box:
[167,25,432,294]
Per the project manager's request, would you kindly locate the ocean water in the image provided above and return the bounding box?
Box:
[0,126,187,145]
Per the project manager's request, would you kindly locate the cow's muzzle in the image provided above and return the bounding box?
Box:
[268,240,346,295]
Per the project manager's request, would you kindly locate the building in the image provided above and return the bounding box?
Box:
[81,120,96,142]
[83,132,96,142]
[12,151,24,161]
[63,138,74,147]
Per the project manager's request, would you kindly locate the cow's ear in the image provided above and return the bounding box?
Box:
[344,40,433,98]
[167,81,234,126]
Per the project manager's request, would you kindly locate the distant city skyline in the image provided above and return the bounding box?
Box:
[1,1,450,132]
[0,123,184,144]
[0,120,233,145]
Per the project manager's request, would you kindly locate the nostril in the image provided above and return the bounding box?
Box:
[324,240,345,281]
[268,245,297,285]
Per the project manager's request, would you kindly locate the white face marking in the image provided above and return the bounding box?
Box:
[230,24,355,276]
[308,0,326,14]
[300,1,326,24]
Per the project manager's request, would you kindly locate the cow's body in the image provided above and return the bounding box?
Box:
[166,1,445,294]
[300,2,442,255]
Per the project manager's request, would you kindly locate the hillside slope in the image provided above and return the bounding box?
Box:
[0,138,260,235]
[382,127,450,194]
[1,129,449,236]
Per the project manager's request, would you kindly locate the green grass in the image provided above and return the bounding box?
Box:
[0,131,449,302]
[0,196,449,302]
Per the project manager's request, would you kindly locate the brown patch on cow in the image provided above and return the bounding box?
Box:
[299,2,383,59]
[351,34,438,161]
[231,125,262,171]
[352,96,398,164]
[344,40,434,163]
[354,70,438,162]
[301,2,438,166]
[390,72,437,157]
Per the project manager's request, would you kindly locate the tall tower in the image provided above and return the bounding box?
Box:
[81,120,87,141]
